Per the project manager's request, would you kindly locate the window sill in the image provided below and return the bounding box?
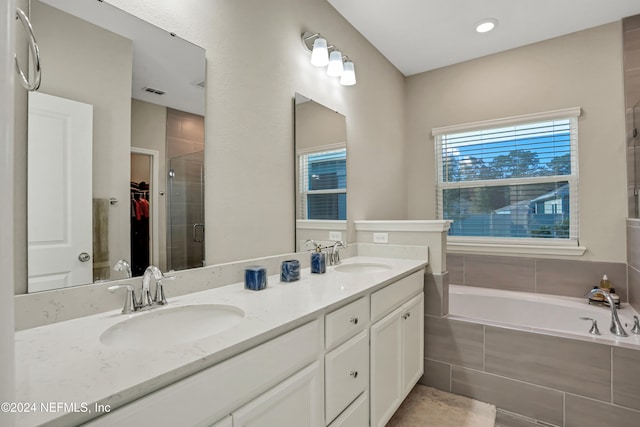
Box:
[447,240,587,257]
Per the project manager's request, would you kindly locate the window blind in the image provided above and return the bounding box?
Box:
[297,147,346,220]
[434,109,580,241]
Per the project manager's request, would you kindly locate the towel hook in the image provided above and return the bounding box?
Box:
[14,7,41,91]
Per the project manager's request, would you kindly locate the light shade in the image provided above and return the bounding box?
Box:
[327,50,344,77]
[340,61,356,86]
[310,38,329,67]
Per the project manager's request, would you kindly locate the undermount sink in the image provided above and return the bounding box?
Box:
[334,263,392,274]
[100,304,245,348]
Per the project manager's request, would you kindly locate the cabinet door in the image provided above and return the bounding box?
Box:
[370,306,403,427]
[232,362,323,427]
[401,293,424,398]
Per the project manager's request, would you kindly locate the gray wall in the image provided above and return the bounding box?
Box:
[405,22,627,264]
[107,0,408,264]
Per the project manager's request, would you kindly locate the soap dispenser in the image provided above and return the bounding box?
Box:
[306,239,326,274]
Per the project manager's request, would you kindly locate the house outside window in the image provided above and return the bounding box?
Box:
[433,108,580,244]
[297,147,346,220]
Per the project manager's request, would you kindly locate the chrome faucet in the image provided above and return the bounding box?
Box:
[140,265,173,308]
[329,241,345,266]
[586,288,628,337]
[108,265,174,314]
[113,259,132,278]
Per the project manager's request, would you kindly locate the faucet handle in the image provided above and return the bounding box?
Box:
[108,284,137,314]
[632,316,640,335]
[155,275,175,305]
[579,317,601,335]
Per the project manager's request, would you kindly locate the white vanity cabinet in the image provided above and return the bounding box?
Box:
[84,320,322,427]
[369,272,424,427]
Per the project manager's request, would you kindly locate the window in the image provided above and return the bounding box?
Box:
[434,108,580,243]
[297,146,346,220]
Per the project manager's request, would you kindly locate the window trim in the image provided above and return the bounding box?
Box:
[433,107,583,254]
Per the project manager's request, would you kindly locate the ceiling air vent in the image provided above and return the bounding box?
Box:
[142,87,166,95]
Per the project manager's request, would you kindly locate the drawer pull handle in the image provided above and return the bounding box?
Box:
[349,317,358,325]
[349,370,358,379]
[402,312,411,320]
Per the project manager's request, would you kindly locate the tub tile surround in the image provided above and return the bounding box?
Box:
[448,253,628,302]
[424,271,449,317]
[420,316,640,427]
[612,347,640,410]
[15,255,428,427]
[451,366,564,426]
[484,327,611,401]
[565,394,640,427]
[424,315,484,370]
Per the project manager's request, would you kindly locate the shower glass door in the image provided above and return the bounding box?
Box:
[167,150,205,271]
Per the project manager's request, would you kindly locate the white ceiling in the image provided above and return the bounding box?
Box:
[327,0,640,76]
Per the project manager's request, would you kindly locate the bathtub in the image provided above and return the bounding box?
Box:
[448,284,640,348]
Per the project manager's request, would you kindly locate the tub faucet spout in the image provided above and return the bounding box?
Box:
[585,288,628,337]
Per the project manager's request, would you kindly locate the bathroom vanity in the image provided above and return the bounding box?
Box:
[15,256,426,427]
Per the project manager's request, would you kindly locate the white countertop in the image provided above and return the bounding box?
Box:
[15,256,426,427]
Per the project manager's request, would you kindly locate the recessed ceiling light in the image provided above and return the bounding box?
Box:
[476,19,498,33]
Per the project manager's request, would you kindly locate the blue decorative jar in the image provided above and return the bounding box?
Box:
[281,260,300,282]
[244,266,267,291]
[311,252,326,274]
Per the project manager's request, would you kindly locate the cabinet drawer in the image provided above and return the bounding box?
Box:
[325,296,368,350]
[325,330,369,424]
[371,270,423,322]
[328,392,368,427]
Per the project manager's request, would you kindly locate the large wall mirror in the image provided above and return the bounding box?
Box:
[21,0,206,293]
[294,94,348,251]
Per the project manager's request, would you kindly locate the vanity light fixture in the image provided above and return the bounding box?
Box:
[308,34,329,67]
[327,50,344,77]
[476,18,498,33]
[302,32,356,86]
[340,59,356,86]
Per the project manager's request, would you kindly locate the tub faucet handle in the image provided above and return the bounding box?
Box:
[632,316,640,335]
[579,317,601,335]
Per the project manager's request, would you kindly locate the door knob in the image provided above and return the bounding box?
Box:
[78,252,91,262]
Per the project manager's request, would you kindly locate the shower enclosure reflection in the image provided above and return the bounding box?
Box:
[168,151,205,271]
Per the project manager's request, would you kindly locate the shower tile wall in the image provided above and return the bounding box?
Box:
[624,14,640,218]
[627,219,640,312]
